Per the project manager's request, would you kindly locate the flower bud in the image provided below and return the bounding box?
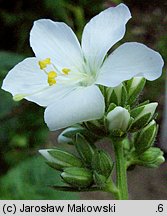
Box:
[130,102,158,131]
[39,149,83,171]
[75,134,94,166]
[127,77,146,105]
[61,167,93,188]
[134,120,158,154]
[138,147,165,168]
[106,83,127,107]
[58,126,85,145]
[107,107,131,135]
[92,150,114,179]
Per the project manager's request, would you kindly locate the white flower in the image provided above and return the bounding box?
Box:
[1,4,164,131]
[107,107,130,132]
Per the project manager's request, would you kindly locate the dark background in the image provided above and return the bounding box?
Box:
[0,0,166,199]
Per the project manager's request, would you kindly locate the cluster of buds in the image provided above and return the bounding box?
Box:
[105,77,165,168]
[105,77,157,136]
[126,120,165,168]
[39,133,114,190]
[87,78,164,169]
[39,77,165,190]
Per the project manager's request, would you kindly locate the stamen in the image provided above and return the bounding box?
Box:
[38,58,51,69]
[48,78,56,86]
[48,71,57,86]
[62,68,71,75]
[48,71,57,78]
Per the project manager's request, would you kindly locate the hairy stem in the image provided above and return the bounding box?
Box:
[113,139,128,200]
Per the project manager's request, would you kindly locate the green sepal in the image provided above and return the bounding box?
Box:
[106,83,128,107]
[75,133,95,166]
[107,88,118,106]
[107,103,117,113]
[130,113,151,131]
[125,105,130,111]
[48,149,83,171]
[134,120,158,154]
[127,77,146,105]
[127,117,134,131]
[137,147,165,168]
[92,149,114,179]
[136,100,150,107]
[61,167,93,188]
[130,106,145,118]
[46,162,64,171]
[93,171,107,188]
[58,125,85,145]
[120,84,128,106]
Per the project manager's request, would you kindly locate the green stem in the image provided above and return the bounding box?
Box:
[113,139,128,200]
[104,179,121,200]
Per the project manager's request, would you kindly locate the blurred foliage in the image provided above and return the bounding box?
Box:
[0,51,48,173]
[0,157,78,199]
[0,0,166,199]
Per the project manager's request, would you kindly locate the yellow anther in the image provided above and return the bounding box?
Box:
[38,58,51,69]
[62,68,71,75]
[48,71,57,86]
[48,78,56,86]
[48,71,57,79]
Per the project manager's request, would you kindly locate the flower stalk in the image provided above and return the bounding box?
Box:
[113,139,128,200]
[104,179,121,200]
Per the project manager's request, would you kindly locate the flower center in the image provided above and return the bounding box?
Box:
[12,58,96,102]
[38,58,73,86]
[38,58,96,87]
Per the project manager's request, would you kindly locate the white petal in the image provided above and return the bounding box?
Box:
[107,106,130,131]
[1,57,75,106]
[30,19,83,69]
[44,85,105,131]
[81,3,131,71]
[97,42,164,87]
